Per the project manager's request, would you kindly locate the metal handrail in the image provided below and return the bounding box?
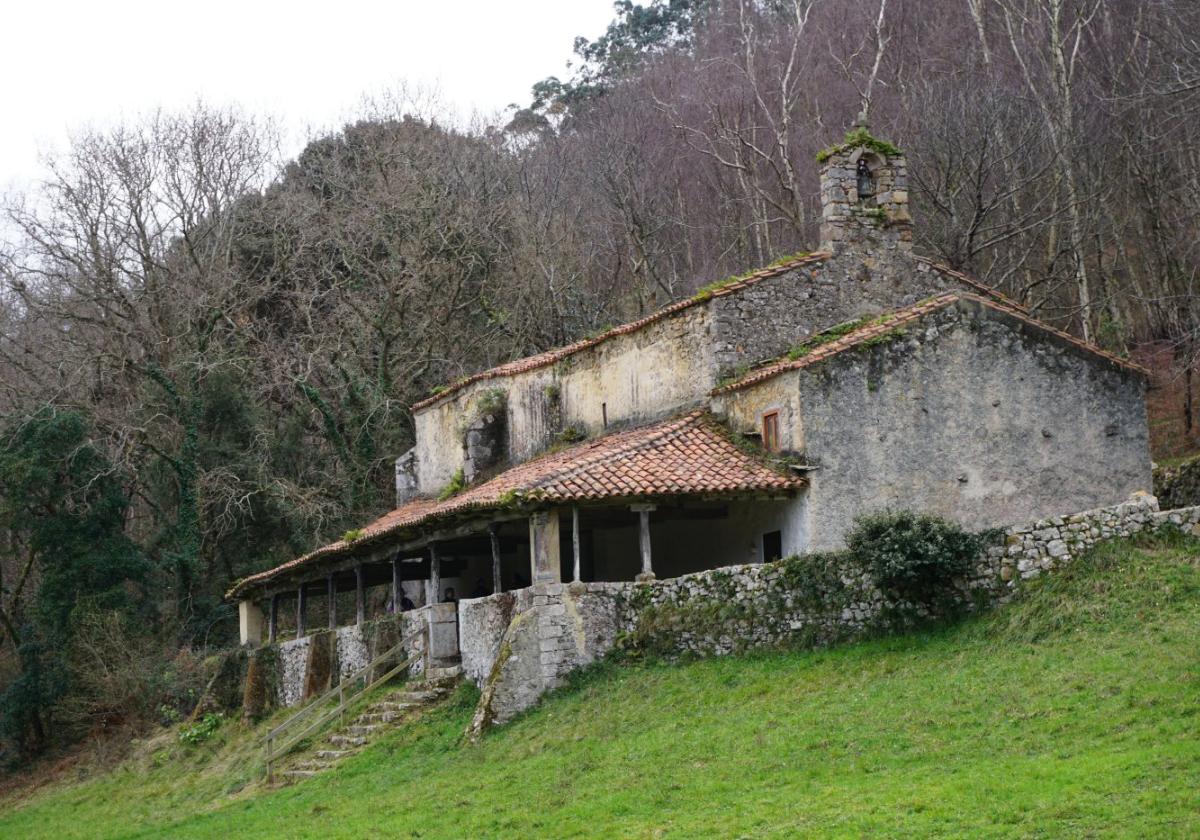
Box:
[265,622,428,782]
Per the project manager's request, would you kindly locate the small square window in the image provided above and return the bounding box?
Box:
[763,530,783,563]
[761,411,780,452]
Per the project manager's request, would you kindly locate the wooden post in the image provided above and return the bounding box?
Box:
[355,564,365,626]
[489,524,502,595]
[296,585,306,639]
[327,573,337,629]
[429,543,441,604]
[268,593,279,644]
[392,557,401,613]
[572,506,581,583]
[632,504,657,582]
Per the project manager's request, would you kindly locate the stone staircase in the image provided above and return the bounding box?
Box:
[280,663,462,782]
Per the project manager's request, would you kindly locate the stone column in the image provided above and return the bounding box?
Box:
[327,574,337,629]
[296,585,307,639]
[632,504,657,582]
[238,599,265,647]
[430,543,442,604]
[355,564,365,625]
[489,524,502,594]
[528,510,561,585]
[571,506,582,583]
[268,593,279,644]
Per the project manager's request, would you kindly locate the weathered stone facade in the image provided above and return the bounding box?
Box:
[463,494,1193,732]
[409,254,978,496]
[717,296,1152,549]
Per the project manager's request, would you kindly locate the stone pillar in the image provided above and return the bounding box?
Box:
[238,599,265,647]
[632,504,657,582]
[327,574,337,629]
[392,557,401,613]
[489,524,502,594]
[355,564,365,625]
[268,593,279,644]
[430,543,442,604]
[571,506,581,583]
[296,585,307,639]
[528,510,561,585]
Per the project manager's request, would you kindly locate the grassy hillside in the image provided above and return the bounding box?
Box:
[2,532,1199,838]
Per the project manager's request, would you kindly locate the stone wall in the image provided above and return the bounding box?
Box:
[277,635,311,707]
[261,611,429,708]
[465,582,627,736]
[993,493,1200,581]
[463,494,1195,734]
[781,298,1149,550]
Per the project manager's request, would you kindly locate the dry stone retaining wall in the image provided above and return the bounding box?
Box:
[465,494,1198,732]
[264,611,429,708]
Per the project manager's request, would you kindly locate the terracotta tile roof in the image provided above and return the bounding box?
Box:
[227,412,802,598]
[712,292,1147,395]
[411,252,831,411]
[412,252,1018,413]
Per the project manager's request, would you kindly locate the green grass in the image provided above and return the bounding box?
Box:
[4,532,1200,838]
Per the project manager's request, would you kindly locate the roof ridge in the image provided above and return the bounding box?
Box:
[913,256,1028,311]
[712,293,961,394]
[411,253,830,412]
[712,290,1146,396]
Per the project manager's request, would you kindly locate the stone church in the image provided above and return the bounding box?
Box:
[229,130,1150,702]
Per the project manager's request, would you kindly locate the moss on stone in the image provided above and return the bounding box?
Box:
[438,467,466,501]
[302,630,335,700]
[693,251,811,301]
[816,127,904,163]
[242,646,279,721]
[786,317,871,361]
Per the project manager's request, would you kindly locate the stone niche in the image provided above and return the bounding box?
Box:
[395,448,418,506]
[462,390,508,482]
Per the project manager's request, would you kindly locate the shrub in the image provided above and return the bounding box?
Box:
[178,712,223,746]
[846,510,985,605]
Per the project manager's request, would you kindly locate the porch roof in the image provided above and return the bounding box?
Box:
[227,411,803,599]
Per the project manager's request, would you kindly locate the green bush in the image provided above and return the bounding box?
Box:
[178,712,223,746]
[846,511,985,605]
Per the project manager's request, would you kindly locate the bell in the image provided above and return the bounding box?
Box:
[856,159,874,200]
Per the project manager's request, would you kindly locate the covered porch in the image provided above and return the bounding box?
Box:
[228,412,806,650]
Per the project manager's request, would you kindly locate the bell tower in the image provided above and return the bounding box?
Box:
[818,118,912,255]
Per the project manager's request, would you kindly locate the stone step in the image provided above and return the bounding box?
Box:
[392,690,441,704]
[292,759,331,770]
[282,769,320,779]
[369,700,422,710]
[424,664,462,681]
[315,749,354,760]
[356,710,408,725]
[329,734,368,748]
[346,723,384,737]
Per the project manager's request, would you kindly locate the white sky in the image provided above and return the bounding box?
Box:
[0,0,616,192]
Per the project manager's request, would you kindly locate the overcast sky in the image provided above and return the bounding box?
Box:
[1,0,616,192]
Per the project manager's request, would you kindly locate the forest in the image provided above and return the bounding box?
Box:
[0,0,1197,764]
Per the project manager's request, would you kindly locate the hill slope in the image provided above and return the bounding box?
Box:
[2,532,1199,838]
